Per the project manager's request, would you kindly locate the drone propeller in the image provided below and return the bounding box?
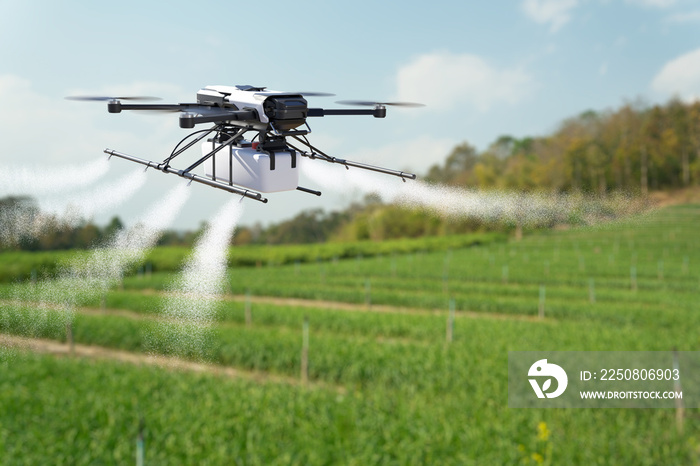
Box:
[65,95,162,102]
[296,92,336,97]
[335,100,425,108]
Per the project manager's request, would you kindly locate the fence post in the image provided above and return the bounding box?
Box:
[446,298,455,344]
[301,316,309,385]
[673,350,684,434]
[136,417,145,466]
[365,279,371,309]
[66,321,75,356]
[245,289,252,327]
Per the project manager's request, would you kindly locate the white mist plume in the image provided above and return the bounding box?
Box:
[0,169,148,246]
[155,198,244,358]
[67,182,191,290]
[0,157,111,197]
[39,168,147,222]
[303,162,636,225]
[9,183,191,333]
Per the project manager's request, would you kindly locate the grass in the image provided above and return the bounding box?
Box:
[0,204,699,463]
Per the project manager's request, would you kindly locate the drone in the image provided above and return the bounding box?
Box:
[68,85,422,203]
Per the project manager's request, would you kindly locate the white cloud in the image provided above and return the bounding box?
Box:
[521,0,579,33]
[625,0,677,8]
[651,47,700,102]
[395,51,533,112]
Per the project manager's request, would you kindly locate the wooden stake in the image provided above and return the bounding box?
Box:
[66,321,74,356]
[136,417,145,466]
[588,278,596,303]
[244,289,252,327]
[673,350,684,434]
[365,279,371,309]
[301,316,309,385]
[446,298,455,344]
[538,285,545,319]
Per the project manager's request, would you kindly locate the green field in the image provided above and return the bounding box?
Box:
[1,205,699,464]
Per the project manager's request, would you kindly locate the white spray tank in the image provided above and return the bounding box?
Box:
[202,139,300,193]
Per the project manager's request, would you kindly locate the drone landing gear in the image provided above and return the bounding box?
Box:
[296,186,322,196]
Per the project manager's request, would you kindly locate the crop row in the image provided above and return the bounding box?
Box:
[1,289,693,397]
[2,349,695,464]
[0,231,503,283]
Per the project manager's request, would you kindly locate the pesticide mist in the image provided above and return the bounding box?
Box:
[0,158,111,197]
[303,162,641,227]
[0,168,147,246]
[5,183,191,342]
[149,198,244,360]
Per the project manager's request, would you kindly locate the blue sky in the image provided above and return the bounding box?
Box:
[1,0,699,229]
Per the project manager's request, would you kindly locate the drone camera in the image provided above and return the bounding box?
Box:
[263,96,308,130]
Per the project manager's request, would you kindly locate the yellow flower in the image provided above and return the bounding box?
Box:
[531,452,544,464]
[537,421,550,442]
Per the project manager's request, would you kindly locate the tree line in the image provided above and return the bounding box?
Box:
[0,196,203,251]
[426,98,700,194]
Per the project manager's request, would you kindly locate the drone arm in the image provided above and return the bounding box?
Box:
[108,102,191,113]
[179,110,258,128]
[308,107,386,118]
[106,100,258,128]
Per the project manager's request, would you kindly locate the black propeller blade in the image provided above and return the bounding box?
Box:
[295,92,336,97]
[65,96,162,102]
[336,100,425,107]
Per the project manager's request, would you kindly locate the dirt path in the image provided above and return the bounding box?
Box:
[0,334,343,392]
[139,289,545,322]
[232,294,545,322]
